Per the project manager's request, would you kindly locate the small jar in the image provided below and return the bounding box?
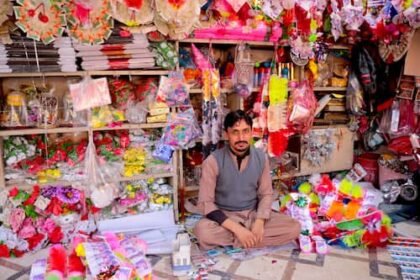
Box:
[3,91,28,127]
[38,88,58,128]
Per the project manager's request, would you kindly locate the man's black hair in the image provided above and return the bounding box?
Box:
[223,110,252,131]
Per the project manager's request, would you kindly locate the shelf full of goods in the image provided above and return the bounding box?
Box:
[0,2,416,279]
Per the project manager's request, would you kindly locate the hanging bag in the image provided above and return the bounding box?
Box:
[233,42,254,98]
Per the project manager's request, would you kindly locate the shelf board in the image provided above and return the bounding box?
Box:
[0,72,85,78]
[314,87,347,91]
[92,123,166,131]
[184,185,199,192]
[180,38,275,46]
[190,88,260,94]
[119,172,175,182]
[0,69,170,78]
[0,126,89,137]
[88,69,170,76]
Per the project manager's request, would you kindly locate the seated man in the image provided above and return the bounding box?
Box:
[194,110,300,249]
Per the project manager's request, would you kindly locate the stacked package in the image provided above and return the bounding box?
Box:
[0,34,77,73]
[74,32,156,71]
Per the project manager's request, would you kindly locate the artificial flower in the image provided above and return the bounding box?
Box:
[26,233,45,251]
[46,197,63,216]
[8,187,19,197]
[42,218,56,234]
[0,244,10,257]
[17,219,36,239]
[48,226,63,243]
[57,187,81,204]
[23,185,40,206]
[9,208,25,233]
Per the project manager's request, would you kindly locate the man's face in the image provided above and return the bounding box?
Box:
[225,119,252,154]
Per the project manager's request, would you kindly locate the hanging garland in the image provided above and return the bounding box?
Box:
[13,0,66,44]
[64,0,113,45]
[110,0,154,27]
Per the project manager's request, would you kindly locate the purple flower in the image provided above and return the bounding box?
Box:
[41,186,59,198]
[56,187,81,204]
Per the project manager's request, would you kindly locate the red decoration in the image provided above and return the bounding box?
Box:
[26,233,45,250]
[124,0,143,9]
[48,226,64,244]
[168,0,186,9]
[9,187,19,198]
[23,185,40,206]
[0,244,10,258]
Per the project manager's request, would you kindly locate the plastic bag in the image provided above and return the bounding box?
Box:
[161,108,202,149]
[346,72,366,115]
[62,92,88,126]
[233,42,254,98]
[84,138,120,208]
[69,77,111,111]
[125,100,148,124]
[156,72,190,107]
[288,81,317,134]
[108,78,136,111]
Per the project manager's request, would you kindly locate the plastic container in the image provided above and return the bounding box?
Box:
[356,153,380,187]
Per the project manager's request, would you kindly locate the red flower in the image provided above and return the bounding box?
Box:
[9,187,19,198]
[48,227,63,244]
[23,185,40,206]
[46,197,63,216]
[11,249,25,258]
[26,233,45,250]
[0,244,10,258]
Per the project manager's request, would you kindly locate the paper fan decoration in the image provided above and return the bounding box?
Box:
[379,28,414,63]
[13,0,66,44]
[64,0,113,45]
[110,0,154,27]
[0,0,13,26]
[154,0,201,39]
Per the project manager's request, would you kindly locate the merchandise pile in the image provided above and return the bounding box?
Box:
[280,174,393,253]
[74,32,156,71]
[0,35,77,73]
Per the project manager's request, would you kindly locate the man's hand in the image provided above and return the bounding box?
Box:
[221,219,257,248]
[234,225,257,248]
[251,218,265,245]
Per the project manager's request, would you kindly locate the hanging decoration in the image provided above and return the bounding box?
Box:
[302,129,337,166]
[64,0,113,45]
[110,0,154,27]
[154,0,202,39]
[13,0,66,44]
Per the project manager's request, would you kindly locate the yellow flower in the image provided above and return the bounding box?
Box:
[75,244,85,257]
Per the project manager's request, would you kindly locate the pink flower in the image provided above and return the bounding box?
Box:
[18,219,36,239]
[42,218,56,234]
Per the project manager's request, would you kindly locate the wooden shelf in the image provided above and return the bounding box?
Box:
[184,185,199,192]
[119,172,175,182]
[92,123,166,131]
[314,87,347,91]
[88,70,170,76]
[180,38,275,46]
[190,88,260,94]
[0,72,85,78]
[0,126,89,137]
[0,69,170,78]
[0,123,166,137]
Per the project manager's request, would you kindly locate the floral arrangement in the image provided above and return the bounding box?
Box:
[0,185,86,258]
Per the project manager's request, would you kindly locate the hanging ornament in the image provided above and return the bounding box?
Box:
[379,28,414,63]
[154,0,201,39]
[110,0,153,27]
[64,0,113,45]
[290,37,313,66]
[262,0,283,20]
[14,0,66,44]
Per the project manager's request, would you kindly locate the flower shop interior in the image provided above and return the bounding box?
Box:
[0,0,419,279]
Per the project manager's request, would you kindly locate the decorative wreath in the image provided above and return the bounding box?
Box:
[14,0,66,44]
[64,0,113,45]
[110,0,154,27]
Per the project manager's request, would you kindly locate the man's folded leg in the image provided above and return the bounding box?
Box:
[257,211,301,247]
[193,218,236,250]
